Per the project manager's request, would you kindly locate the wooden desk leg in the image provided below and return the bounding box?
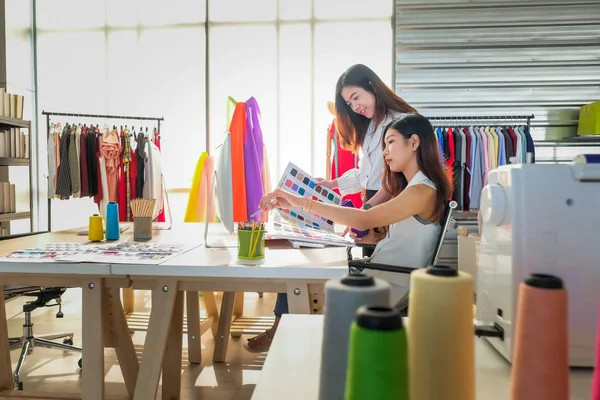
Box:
[162,291,184,400]
[122,287,134,314]
[0,285,13,391]
[185,291,202,364]
[133,280,178,400]
[286,283,310,314]
[82,278,105,400]
[203,292,219,338]
[233,292,244,318]
[213,292,235,363]
[106,287,139,397]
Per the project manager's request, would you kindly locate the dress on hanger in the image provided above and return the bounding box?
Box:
[329,121,362,208]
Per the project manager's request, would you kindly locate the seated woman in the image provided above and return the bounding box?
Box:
[245,113,451,352]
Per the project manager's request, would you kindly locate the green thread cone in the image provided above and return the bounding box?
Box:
[345,306,409,400]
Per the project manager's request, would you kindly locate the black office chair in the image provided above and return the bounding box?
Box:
[1,234,82,390]
[346,200,458,314]
[5,286,83,389]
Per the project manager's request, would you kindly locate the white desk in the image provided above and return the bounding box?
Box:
[0,229,134,400]
[0,223,353,400]
[251,314,594,400]
[106,223,351,400]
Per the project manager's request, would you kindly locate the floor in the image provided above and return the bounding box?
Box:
[5,289,276,399]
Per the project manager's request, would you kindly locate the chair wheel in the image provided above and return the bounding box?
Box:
[78,358,82,368]
[17,381,23,391]
[63,338,73,345]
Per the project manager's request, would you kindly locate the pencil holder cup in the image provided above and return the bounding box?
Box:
[133,217,153,241]
[237,229,265,260]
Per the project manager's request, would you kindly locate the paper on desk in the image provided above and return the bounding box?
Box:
[0,242,200,265]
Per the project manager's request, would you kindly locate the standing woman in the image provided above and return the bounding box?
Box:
[244,65,418,353]
[317,63,417,210]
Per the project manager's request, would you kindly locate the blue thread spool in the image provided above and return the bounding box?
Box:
[105,202,120,241]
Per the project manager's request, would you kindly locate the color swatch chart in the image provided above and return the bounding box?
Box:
[267,213,354,247]
[276,162,342,232]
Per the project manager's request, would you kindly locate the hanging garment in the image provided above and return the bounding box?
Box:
[55,124,72,199]
[68,124,80,198]
[53,127,61,195]
[497,127,507,166]
[80,126,90,197]
[452,128,464,208]
[136,132,146,197]
[515,127,523,163]
[150,128,166,222]
[229,102,248,221]
[478,127,489,187]
[73,125,82,198]
[502,127,514,163]
[184,152,217,223]
[98,155,110,218]
[122,128,132,221]
[329,120,362,208]
[146,140,164,218]
[118,130,127,221]
[86,127,99,197]
[196,154,216,222]
[93,128,105,205]
[508,126,518,156]
[130,147,138,200]
[445,127,455,198]
[244,97,265,221]
[185,152,209,222]
[519,126,528,162]
[468,126,484,210]
[101,129,122,203]
[463,127,472,210]
[217,132,234,233]
[490,127,499,169]
[524,126,535,163]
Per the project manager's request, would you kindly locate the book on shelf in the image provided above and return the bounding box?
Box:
[0,88,25,119]
[0,128,28,159]
[0,181,16,214]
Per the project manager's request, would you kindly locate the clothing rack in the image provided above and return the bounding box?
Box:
[427,114,534,127]
[41,111,171,231]
[424,113,536,216]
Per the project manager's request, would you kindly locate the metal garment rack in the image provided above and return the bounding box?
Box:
[41,111,171,231]
[425,114,535,220]
[427,114,534,128]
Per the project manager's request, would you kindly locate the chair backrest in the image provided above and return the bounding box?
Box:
[431,200,458,266]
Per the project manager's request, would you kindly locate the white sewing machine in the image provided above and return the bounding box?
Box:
[477,161,600,367]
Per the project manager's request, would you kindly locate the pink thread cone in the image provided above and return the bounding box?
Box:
[511,274,569,400]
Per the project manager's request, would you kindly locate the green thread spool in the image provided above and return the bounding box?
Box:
[345,305,409,400]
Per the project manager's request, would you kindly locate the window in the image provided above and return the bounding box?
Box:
[35,0,392,227]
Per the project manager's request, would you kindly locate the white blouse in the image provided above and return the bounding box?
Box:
[336,111,405,195]
[365,170,441,304]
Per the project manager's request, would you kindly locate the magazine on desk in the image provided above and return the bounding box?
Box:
[266,162,354,247]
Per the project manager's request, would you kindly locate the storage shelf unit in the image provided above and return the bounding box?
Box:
[0,116,33,237]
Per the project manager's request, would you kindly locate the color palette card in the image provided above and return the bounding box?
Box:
[276,162,343,232]
[266,212,354,247]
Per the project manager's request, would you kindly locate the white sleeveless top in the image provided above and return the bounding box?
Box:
[365,170,441,303]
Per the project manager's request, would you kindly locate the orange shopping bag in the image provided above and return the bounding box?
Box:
[229,101,248,221]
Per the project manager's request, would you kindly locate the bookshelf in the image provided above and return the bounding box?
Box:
[0,115,33,237]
